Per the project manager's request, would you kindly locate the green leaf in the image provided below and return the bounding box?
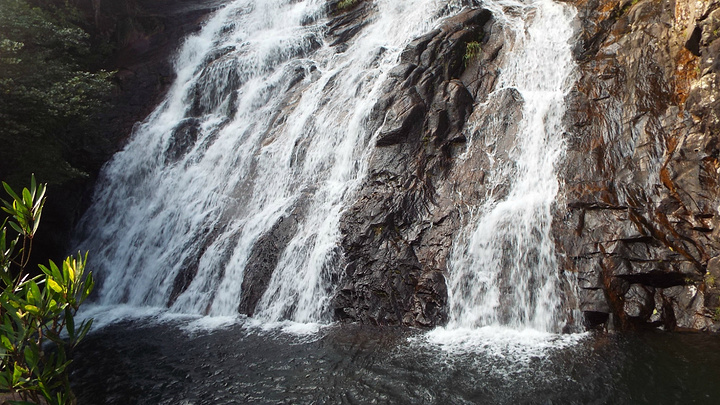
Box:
[26,281,40,305]
[21,188,32,211]
[34,186,46,211]
[23,304,39,315]
[8,221,22,235]
[0,321,16,338]
[1,301,23,331]
[48,260,62,283]
[46,278,62,293]
[62,259,74,284]
[44,330,63,345]
[1,334,13,351]
[12,362,22,385]
[47,299,58,313]
[23,346,38,372]
[2,182,21,204]
[32,182,46,216]
[29,175,36,197]
[75,318,93,345]
[81,273,94,301]
[31,210,42,235]
[53,359,71,375]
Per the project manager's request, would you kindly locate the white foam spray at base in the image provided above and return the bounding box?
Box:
[422,326,587,357]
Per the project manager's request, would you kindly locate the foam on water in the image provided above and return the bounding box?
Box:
[73,305,194,331]
[422,326,587,356]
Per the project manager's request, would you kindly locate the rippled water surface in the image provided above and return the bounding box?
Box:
[70,315,720,404]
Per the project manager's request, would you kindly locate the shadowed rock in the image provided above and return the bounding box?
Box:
[238,214,302,317]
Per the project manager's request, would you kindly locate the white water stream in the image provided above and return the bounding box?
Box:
[445,0,578,333]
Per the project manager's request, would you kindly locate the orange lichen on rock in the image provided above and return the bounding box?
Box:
[674,48,700,107]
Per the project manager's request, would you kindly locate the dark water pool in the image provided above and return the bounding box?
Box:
[70,316,720,404]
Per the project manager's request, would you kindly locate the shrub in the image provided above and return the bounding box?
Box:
[0,175,94,404]
[337,0,359,11]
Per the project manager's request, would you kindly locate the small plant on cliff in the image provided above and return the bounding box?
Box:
[621,0,641,15]
[337,0,359,11]
[463,41,482,66]
[713,307,720,322]
[705,272,716,288]
[0,175,94,405]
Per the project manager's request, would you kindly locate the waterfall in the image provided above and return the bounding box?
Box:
[74,0,465,323]
[445,0,578,332]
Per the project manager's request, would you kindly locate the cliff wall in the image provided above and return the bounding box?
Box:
[558,0,720,331]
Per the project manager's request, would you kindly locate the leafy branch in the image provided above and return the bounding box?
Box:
[0,175,94,405]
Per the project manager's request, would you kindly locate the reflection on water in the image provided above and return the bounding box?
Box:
[70,316,720,404]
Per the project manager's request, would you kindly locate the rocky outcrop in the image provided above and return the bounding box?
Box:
[557,0,720,331]
[238,207,305,317]
[332,6,509,326]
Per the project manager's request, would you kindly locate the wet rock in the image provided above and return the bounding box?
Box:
[662,285,712,331]
[556,0,720,331]
[623,284,653,319]
[333,7,498,327]
[165,118,201,162]
[238,213,302,317]
[580,288,610,313]
[326,0,373,48]
[375,89,426,146]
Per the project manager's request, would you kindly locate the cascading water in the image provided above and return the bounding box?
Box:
[57,1,720,402]
[445,0,578,333]
[74,0,466,323]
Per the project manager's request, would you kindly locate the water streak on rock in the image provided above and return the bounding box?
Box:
[446,0,578,332]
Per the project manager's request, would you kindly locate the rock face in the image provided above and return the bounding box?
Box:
[332,6,509,326]
[332,0,720,332]
[556,0,720,331]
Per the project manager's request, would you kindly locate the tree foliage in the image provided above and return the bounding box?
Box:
[0,0,114,186]
[0,176,94,404]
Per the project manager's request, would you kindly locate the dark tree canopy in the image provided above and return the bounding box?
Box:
[0,0,114,188]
